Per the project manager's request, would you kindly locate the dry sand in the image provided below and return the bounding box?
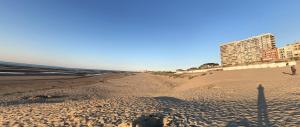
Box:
[0,65,300,126]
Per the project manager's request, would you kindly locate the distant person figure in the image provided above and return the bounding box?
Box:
[291,65,296,75]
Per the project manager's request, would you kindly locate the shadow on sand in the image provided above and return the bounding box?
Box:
[226,118,253,127]
[154,96,186,103]
[257,84,271,127]
[282,72,293,75]
[0,95,67,106]
[226,84,271,127]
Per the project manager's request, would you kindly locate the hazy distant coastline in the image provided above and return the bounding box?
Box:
[0,61,122,76]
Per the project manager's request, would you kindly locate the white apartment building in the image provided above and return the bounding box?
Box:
[278,42,300,60]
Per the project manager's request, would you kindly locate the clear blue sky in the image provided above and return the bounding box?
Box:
[1,0,300,71]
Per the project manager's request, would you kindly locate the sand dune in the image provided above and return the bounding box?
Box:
[0,65,300,126]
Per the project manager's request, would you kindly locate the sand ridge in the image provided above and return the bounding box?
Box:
[0,66,300,126]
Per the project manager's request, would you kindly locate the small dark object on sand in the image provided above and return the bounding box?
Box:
[132,114,163,127]
[291,65,296,75]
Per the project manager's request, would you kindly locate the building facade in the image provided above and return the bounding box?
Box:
[278,47,286,59]
[262,48,278,61]
[220,33,276,67]
[277,42,300,60]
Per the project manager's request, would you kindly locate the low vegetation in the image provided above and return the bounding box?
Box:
[151,71,201,80]
[181,63,220,72]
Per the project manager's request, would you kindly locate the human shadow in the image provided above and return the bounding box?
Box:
[226,84,272,127]
[282,72,293,75]
[257,84,271,127]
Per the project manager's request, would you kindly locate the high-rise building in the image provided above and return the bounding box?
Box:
[262,48,279,61]
[220,33,276,67]
[277,42,300,60]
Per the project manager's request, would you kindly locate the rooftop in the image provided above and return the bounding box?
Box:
[220,33,274,46]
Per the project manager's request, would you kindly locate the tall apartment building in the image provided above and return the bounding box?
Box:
[220,33,276,67]
[278,41,300,60]
[262,48,279,61]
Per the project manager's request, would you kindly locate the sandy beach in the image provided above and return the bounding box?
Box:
[0,65,299,126]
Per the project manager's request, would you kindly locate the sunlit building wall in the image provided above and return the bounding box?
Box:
[220,33,276,67]
[262,48,279,61]
[277,42,300,60]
